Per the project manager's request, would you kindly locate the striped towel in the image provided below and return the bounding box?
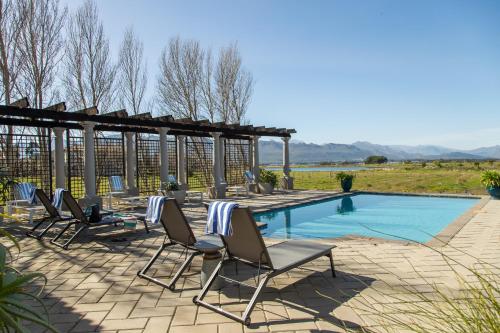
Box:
[145,196,166,224]
[52,188,64,210]
[206,201,239,236]
[15,183,37,205]
[109,176,124,192]
[244,171,255,183]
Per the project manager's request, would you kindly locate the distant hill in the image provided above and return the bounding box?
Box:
[260,140,497,164]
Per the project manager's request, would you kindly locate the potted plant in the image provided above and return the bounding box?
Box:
[0,167,15,223]
[336,172,355,192]
[258,170,278,195]
[480,170,500,199]
[160,180,186,204]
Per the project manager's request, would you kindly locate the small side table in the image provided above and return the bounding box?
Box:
[194,237,224,290]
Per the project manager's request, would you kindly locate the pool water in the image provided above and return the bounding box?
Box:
[253,194,479,243]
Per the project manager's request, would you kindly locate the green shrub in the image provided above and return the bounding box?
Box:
[364,155,388,164]
[480,170,500,188]
[259,169,278,187]
[335,172,355,182]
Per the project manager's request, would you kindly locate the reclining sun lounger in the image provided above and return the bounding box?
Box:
[137,198,222,290]
[50,190,144,250]
[193,206,336,326]
[26,189,72,240]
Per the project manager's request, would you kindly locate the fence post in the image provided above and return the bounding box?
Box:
[158,127,170,188]
[53,127,66,189]
[177,135,187,189]
[281,136,293,189]
[82,121,100,207]
[125,132,138,195]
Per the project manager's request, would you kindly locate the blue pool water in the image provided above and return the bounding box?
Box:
[253,194,479,243]
[265,166,369,172]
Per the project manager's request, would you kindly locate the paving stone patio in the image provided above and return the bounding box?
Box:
[7,190,500,333]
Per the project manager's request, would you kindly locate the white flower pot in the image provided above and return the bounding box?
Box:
[168,190,186,204]
[258,183,274,195]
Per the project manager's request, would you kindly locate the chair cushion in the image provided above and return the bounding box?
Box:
[266,240,335,271]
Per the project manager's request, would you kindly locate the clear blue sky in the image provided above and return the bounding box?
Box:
[62,0,500,149]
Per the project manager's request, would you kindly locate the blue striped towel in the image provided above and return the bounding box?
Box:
[244,171,255,183]
[15,183,37,205]
[52,188,64,210]
[109,176,124,192]
[145,196,166,224]
[206,201,239,236]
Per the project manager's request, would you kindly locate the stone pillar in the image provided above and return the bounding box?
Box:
[252,136,260,182]
[219,137,226,185]
[177,135,187,189]
[281,136,294,189]
[211,132,225,198]
[125,132,138,195]
[248,140,253,172]
[81,121,101,207]
[52,127,66,189]
[158,127,170,186]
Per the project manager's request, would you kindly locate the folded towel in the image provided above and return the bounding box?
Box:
[16,183,37,205]
[244,171,255,183]
[206,201,239,236]
[145,196,166,224]
[52,188,64,210]
[109,176,124,192]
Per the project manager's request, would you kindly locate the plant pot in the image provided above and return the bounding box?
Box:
[341,179,353,192]
[486,186,500,199]
[258,183,274,195]
[168,190,186,204]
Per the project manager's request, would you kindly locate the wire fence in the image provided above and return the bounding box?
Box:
[186,138,213,190]
[225,140,250,186]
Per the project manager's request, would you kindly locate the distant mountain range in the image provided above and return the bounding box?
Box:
[259,140,500,164]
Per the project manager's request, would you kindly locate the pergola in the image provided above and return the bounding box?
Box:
[0,98,295,205]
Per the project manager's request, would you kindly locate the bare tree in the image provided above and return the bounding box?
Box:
[200,49,216,122]
[215,43,253,124]
[0,0,24,105]
[16,0,66,109]
[156,37,204,119]
[63,0,116,112]
[117,26,147,115]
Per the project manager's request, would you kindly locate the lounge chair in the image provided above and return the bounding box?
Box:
[137,198,222,290]
[226,171,256,197]
[26,189,73,240]
[6,183,45,223]
[193,206,336,326]
[107,175,145,209]
[50,190,147,250]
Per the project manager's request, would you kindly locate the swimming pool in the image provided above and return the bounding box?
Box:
[253,194,479,243]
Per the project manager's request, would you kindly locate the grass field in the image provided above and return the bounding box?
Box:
[273,161,499,195]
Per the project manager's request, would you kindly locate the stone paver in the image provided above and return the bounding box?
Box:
[10,190,499,332]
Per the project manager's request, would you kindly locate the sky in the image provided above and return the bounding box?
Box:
[61,0,500,149]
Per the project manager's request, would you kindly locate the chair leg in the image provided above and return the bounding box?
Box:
[26,217,58,240]
[142,220,150,233]
[193,261,270,326]
[50,222,86,250]
[327,252,336,278]
[137,242,198,290]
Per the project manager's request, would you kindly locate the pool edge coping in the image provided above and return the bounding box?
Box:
[252,190,487,246]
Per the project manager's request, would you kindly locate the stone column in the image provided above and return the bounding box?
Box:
[252,136,260,182]
[248,140,253,172]
[125,132,138,195]
[219,137,226,185]
[158,127,170,187]
[82,121,100,207]
[281,136,294,190]
[211,132,225,198]
[177,135,187,189]
[52,127,66,189]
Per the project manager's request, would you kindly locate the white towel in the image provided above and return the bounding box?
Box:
[52,188,64,210]
[16,183,37,205]
[206,201,239,236]
[145,196,166,224]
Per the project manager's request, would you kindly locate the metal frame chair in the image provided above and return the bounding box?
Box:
[26,189,73,240]
[193,207,336,326]
[137,198,221,290]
